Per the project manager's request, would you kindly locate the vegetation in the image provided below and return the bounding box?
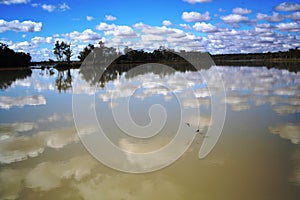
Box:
[0,42,31,68]
[211,48,300,72]
[0,69,32,90]
[212,48,300,63]
[78,44,94,62]
[53,41,72,64]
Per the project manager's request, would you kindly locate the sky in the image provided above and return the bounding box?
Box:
[0,0,300,61]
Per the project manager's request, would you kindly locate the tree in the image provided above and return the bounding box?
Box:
[0,42,31,68]
[53,41,64,61]
[64,44,72,64]
[78,44,94,62]
[53,41,72,63]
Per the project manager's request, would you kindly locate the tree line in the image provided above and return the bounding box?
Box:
[211,48,300,61]
[1,39,299,69]
[0,42,31,68]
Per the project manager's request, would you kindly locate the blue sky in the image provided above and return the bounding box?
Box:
[0,0,300,61]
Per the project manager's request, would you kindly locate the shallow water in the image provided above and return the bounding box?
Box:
[0,66,300,199]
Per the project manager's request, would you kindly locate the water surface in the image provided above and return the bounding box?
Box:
[0,66,300,200]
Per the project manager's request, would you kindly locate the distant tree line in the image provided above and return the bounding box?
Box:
[0,42,31,68]
[211,48,300,62]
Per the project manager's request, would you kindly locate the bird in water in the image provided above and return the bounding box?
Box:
[185,122,201,133]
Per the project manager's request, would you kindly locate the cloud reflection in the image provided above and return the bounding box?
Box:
[0,95,46,109]
[25,155,97,191]
[0,127,78,164]
[269,123,300,144]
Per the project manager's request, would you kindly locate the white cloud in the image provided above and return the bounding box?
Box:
[276,22,300,32]
[96,22,136,38]
[133,22,149,29]
[182,11,211,22]
[86,15,93,21]
[59,2,70,11]
[256,12,284,22]
[193,22,218,32]
[287,11,300,21]
[63,29,102,42]
[105,14,117,21]
[34,2,70,12]
[0,19,42,33]
[31,36,53,44]
[183,0,213,3]
[162,20,172,26]
[220,14,249,24]
[275,2,300,11]
[41,4,55,12]
[0,0,30,4]
[232,7,252,14]
[179,23,192,30]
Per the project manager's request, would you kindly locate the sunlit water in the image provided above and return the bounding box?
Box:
[0,66,300,199]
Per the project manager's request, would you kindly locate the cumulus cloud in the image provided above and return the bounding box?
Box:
[256,12,284,22]
[232,7,252,14]
[63,29,102,42]
[31,36,53,45]
[162,20,172,26]
[183,0,213,3]
[287,11,300,21]
[276,22,300,32]
[0,0,29,4]
[34,2,70,12]
[220,14,249,24]
[182,11,211,22]
[96,22,136,38]
[0,95,46,109]
[275,2,300,11]
[105,14,117,21]
[179,23,192,30]
[86,15,93,21]
[41,4,55,12]
[193,22,218,32]
[0,19,42,33]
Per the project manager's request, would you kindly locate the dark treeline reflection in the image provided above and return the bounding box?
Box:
[0,69,32,90]
[79,50,214,88]
[80,62,197,88]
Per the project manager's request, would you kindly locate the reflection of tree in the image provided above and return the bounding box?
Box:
[55,69,72,93]
[0,69,32,90]
[79,46,212,88]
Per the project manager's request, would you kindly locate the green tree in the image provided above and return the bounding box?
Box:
[78,44,94,62]
[53,41,72,63]
[64,44,72,64]
[0,42,31,68]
